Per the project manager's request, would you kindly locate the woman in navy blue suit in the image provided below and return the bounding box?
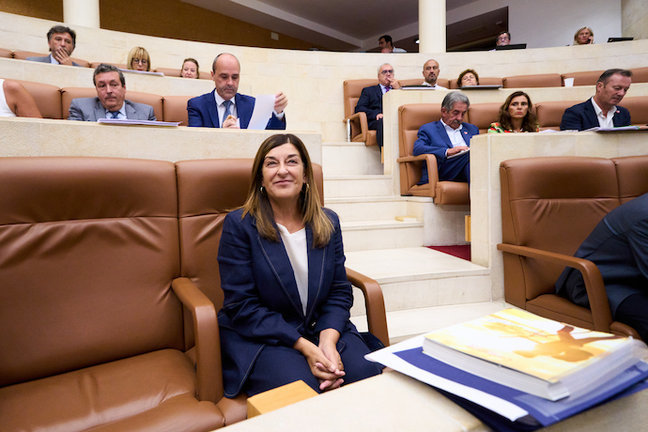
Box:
[217,134,382,397]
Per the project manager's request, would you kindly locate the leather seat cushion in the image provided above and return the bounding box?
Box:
[0,349,224,432]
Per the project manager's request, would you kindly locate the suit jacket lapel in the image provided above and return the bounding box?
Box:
[94,98,105,121]
[435,121,453,149]
[584,100,598,128]
[207,90,220,128]
[304,225,325,322]
[257,231,304,317]
[461,124,473,146]
[236,94,252,129]
[124,101,136,119]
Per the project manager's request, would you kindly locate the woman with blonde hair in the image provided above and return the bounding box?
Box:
[574,27,594,45]
[127,46,151,71]
[180,58,199,79]
[488,91,538,133]
[217,133,382,397]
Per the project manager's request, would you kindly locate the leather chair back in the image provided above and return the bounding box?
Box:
[12,51,89,66]
[449,77,503,89]
[613,155,648,203]
[343,79,377,118]
[0,48,12,58]
[176,158,324,310]
[562,70,604,86]
[61,87,164,120]
[535,100,580,130]
[500,157,620,304]
[15,79,62,119]
[163,95,191,125]
[630,67,648,83]
[155,67,182,77]
[621,96,648,127]
[503,73,562,88]
[0,157,182,387]
[397,78,450,88]
[467,102,501,133]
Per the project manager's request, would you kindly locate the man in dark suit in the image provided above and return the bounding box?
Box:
[560,69,632,131]
[27,25,81,67]
[187,53,287,129]
[555,193,648,341]
[68,64,156,121]
[354,63,400,148]
[412,91,479,184]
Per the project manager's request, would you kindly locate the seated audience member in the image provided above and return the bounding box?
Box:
[378,34,406,53]
[496,31,511,47]
[218,133,383,397]
[354,63,400,148]
[573,26,594,45]
[27,25,81,67]
[457,69,479,87]
[413,92,479,184]
[187,52,287,129]
[421,59,447,89]
[555,193,648,342]
[488,91,538,133]
[127,46,151,71]
[68,63,156,121]
[560,68,631,131]
[180,58,199,79]
[0,79,42,118]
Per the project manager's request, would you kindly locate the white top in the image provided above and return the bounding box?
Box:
[277,224,308,315]
[0,79,16,117]
[392,47,407,53]
[441,119,466,156]
[590,97,616,129]
[421,82,448,90]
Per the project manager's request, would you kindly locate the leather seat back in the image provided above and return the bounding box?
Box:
[467,102,501,132]
[503,73,562,88]
[343,79,377,118]
[163,95,191,125]
[14,79,62,119]
[535,100,580,130]
[562,70,604,86]
[0,157,182,387]
[61,87,164,120]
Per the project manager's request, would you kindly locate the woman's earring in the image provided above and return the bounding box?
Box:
[260,186,265,194]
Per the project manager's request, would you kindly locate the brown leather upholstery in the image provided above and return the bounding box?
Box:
[498,156,648,337]
[163,95,192,125]
[0,157,225,431]
[535,100,580,130]
[631,67,648,83]
[503,73,563,88]
[343,79,379,146]
[561,70,604,86]
[397,103,469,204]
[467,102,501,133]
[398,78,450,88]
[14,79,62,119]
[61,87,164,120]
[12,50,89,66]
[0,48,12,58]
[155,67,182,77]
[621,96,648,127]
[448,77,503,89]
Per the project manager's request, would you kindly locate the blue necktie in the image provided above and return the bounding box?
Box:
[222,100,232,126]
[109,111,120,119]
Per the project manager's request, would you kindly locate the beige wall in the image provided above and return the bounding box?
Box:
[622,0,648,40]
[0,0,321,51]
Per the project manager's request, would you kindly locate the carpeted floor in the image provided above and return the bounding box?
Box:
[427,245,471,261]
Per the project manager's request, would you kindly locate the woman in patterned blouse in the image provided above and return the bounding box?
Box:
[488,91,538,133]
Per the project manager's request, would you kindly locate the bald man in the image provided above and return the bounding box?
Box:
[187,53,287,129]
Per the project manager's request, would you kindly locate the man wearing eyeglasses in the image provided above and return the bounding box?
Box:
[354,63,400,148]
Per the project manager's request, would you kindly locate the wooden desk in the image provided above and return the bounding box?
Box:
[222,370,648,431]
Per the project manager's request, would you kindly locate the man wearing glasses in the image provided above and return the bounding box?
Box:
[354,63,400,148]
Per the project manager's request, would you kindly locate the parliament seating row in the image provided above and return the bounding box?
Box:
[344,69,648,146]
[396,97,648,205]
[0,156,389,432]
[498,155,648,338]
[3,48,212,79]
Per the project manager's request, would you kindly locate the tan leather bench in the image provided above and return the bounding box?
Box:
[467,102,501,133]
[503,73,563,88]
[498,155,648,338]
[163,95,192,126]
[14,79,62,119]
[535,100,580,130]
[561,70,604,86]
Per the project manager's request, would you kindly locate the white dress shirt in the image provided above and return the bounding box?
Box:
[590,97,616,129]
[441,120,466,156]
[277,224,308,315]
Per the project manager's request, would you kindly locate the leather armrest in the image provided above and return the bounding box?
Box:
[172,277,223,402]
[346,267,389,346]
[497,244,613,332]
[396,154,439,189]
[345,112,367,142]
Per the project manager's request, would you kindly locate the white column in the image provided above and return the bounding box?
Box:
[419,0,446,53]
[63,0,100,28]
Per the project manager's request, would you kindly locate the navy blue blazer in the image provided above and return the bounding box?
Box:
[187,90,286,129]
[555,193,648,315]
[412,120,479,184]
[354,84,383,122]
[217,208,358,397]
[560,99,631,131]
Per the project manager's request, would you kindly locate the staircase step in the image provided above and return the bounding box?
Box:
[324,175,393,198]
[326,196,421,222]
[341,220,424,251]
[322,141,382,176]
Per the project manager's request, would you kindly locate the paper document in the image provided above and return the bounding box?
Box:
[248,94,276,130]
[97,119,180,126]
[585,125,647,132]
[448,148,469,159]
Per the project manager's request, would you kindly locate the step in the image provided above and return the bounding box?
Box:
[321,141,383,176]
[345,247,490,313]
[324,175,393,199]
[350,301,507,345]
[326,196,423,223]
[341,220,424,251]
